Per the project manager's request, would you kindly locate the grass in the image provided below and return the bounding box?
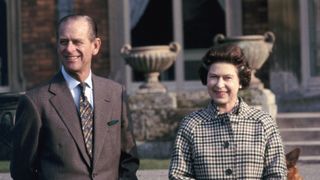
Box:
[0,161,9,172]
[0,159,170,172]
[140,159,170,170]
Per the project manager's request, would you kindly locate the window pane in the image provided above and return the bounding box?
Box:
[310,0,320,76]
[131,0,174,81]
[0,1,8,86]
[182,0,225,81]
[184,61,201,80]
[183,0,225,49]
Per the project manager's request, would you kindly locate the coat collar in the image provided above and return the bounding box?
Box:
[206,97,251,122]
[48,72,92,167]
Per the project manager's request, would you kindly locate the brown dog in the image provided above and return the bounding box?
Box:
[286,148,303,180]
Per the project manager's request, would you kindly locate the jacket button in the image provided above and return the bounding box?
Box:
[225,168,232,175]
[92,173,97,178]
[224,141,229,148]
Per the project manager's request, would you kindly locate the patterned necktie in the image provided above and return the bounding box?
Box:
[79,82,93,157]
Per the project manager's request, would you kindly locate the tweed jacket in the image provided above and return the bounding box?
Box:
[10,72,139,180]
[169,98,287,180]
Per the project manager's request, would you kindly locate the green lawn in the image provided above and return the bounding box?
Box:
[0,161,9,172]
[0,159,169,172]
[140,159,170,170]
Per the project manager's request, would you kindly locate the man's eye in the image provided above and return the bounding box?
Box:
[73,40,83,45]
[60,40,68,45]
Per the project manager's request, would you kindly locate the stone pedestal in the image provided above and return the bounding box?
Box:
[128,92,180,158]
[239,87,277,120]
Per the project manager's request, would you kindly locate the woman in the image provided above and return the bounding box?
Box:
[169,45,287,179]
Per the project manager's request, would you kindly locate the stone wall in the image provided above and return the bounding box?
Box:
[128,88,277,158]
[128,90,210,158]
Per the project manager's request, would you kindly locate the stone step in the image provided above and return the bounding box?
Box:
[284,141,320,156]
[298,155,320,162]
[278,113,320,163]
[276,113,320,128]
[280,128,320,141]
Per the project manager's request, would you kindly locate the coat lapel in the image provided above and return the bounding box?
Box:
[48,72,91,167]
[92,75,112,167]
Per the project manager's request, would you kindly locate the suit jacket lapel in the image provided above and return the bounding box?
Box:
[92,75,112,167]
[48,72,91,167]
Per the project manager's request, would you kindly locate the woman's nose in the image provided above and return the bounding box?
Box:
[216,78,224,87]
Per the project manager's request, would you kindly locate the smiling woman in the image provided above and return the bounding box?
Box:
[169,44,287,180]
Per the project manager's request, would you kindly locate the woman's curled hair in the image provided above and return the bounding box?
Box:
[198,44,252,89]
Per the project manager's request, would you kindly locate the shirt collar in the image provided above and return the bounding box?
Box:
[61,66,93,90]
[209,98,240,116]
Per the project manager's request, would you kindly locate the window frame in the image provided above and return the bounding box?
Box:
[0,0,24,93]
[300,0,320,96]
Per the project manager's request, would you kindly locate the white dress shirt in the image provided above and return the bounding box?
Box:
[61,67,94,109]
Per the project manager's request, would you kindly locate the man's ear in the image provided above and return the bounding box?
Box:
[92,37,101,55]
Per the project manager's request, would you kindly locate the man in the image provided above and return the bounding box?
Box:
[10,14,139,180]
[169,45,286,179]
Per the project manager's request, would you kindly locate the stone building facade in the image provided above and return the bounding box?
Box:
[1,0,320,158]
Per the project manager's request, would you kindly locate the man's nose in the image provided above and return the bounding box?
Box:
[65,41,76,52]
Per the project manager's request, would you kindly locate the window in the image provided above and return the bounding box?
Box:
[309,0,320,76]
[0,0,24,92]
[300,0,320,94]
[0,0,8,88]
[183,0,225,81]
[131,0,174,82]
[110,0,242,94]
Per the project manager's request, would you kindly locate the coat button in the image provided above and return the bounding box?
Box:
[225,168,232,175]
[92,173,97,178]
[224,141,229,148]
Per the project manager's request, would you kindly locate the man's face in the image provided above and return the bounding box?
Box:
[57,18,100,78]
[206,62,241,112]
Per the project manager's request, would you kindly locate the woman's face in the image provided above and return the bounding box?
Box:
[206,62,241,113]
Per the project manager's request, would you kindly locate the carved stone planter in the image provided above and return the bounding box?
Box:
[214,32,275,88]
[121,42,180,93]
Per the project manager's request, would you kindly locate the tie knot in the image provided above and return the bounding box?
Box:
[79,82,87,95]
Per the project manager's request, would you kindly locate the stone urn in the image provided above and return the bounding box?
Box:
[214,32,275,88]
[121,42,180,93]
